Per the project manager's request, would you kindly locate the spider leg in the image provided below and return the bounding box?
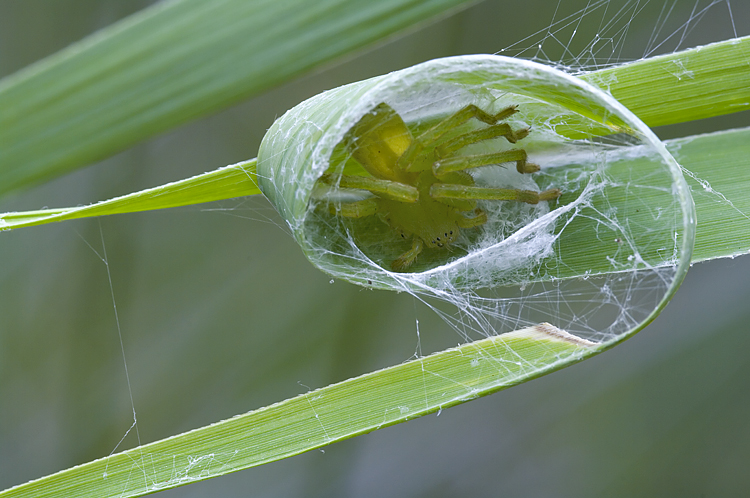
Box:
[397,104,519,172]
[433,149,540,177]
[430,184,561,205]
[319,174,418,203]
[391,237,424,272]
[456,209,488,228]
[327,198,379,218]
[427,171,477,211]
[417,104,519,145]
[435,123,529,158]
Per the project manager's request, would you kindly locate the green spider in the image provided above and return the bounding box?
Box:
[318,102,561,272]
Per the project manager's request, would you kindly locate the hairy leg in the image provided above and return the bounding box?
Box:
[398,104,521,172]
[432,149,539,177]
[456,209,488,228]
[318,174,418,203]
[392,237,424,272]
[430,184,561,205]
[326,198,380,218]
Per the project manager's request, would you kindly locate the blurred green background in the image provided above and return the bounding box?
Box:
[1,0,749,496]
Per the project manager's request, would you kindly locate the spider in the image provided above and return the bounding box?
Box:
[317,102,561,272]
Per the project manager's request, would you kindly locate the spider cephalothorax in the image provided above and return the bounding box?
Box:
[318,102,560,271]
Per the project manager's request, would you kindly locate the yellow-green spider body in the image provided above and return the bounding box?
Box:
[320,102,560,271]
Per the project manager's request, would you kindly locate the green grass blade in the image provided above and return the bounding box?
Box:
[0,160,258,230]
[4,128,748,266]
[1,2,748,198]
[0,324,598,498]
[584,36,750,127]
[0,0,476,195]
[668,127,750,262]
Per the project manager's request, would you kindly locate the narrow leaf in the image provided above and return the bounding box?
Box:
[0,0,477,195]
[0,2,747,197]
[668,127,750,261]
[0,160,258,230]
[0,324,598,498]
[584,36,750,127]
